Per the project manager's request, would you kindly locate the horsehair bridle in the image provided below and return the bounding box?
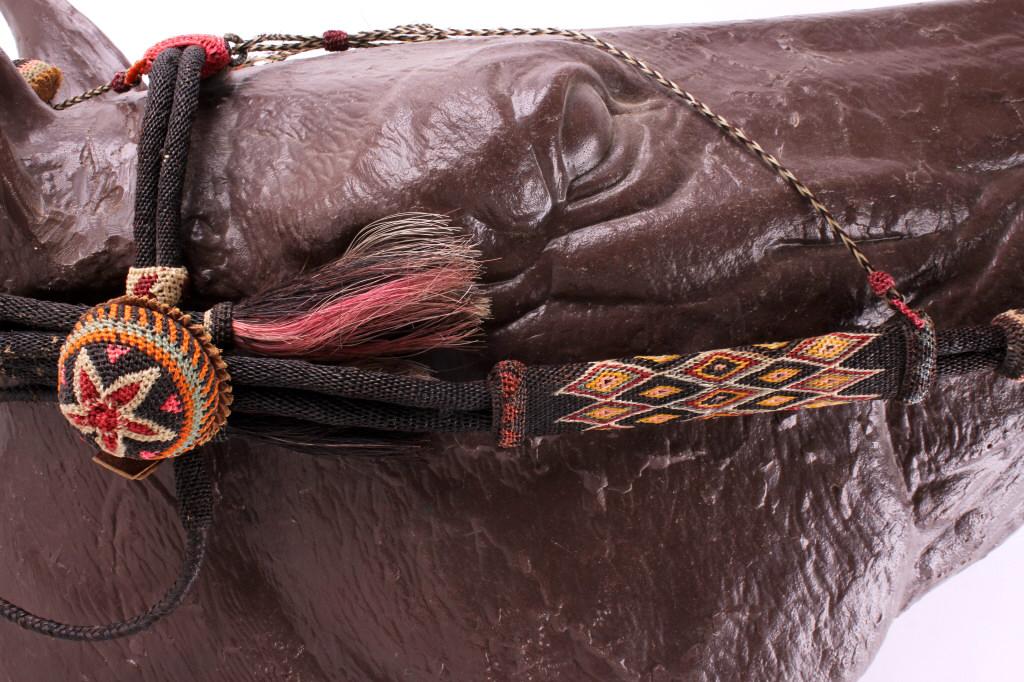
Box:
[1,27,1021,640]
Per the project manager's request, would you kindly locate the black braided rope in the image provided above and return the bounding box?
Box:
[0,331,66,358]
[0,329,491,412]
[0,359,57,384]
[934,324,1005,375]
[0,454,213,641]
[232,388,491,433]
[133,49,181,268]
[0,296,86,332]
[228,356,490,411]
[155,46,205,268]
[0,305,1007,360]
[937,324,1005,356]
[938,352,1002,376]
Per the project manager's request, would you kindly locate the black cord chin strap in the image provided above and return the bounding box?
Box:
[0,45,215,641]
[0,455,213,641]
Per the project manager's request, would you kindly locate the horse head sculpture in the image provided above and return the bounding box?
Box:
[1,0,1022,678]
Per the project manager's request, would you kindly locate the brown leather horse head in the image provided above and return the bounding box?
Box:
[1,0,1022,678]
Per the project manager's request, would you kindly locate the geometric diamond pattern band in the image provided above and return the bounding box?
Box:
[554,331,882,430]
[492,323,917,445]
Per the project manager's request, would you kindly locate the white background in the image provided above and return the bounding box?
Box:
[3,1,1022,680]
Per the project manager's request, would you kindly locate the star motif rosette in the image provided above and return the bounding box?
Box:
[61,353,177,457]
[57,297,231,460]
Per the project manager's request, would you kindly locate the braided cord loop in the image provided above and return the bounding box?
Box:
[0,455,213,641]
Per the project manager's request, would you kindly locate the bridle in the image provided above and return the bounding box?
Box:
[1,27,1021,640]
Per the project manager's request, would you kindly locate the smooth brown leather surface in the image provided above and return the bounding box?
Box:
[1,0,1023,679]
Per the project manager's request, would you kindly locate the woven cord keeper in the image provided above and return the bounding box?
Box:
[489,360,528,448]
[992,309,1024,381]
[203,301,234,349]
[125,266,188,307]
[896,312,937,404]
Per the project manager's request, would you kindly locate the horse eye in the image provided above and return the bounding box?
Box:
[559,82,614,181]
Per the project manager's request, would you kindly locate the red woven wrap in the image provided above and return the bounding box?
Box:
[118,34,230,87]
[143,34,230,77]
[322,30,350,52]
[868,270,896,296]
[868,269,926,329]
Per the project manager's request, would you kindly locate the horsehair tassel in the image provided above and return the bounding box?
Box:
[230,213,490,361]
